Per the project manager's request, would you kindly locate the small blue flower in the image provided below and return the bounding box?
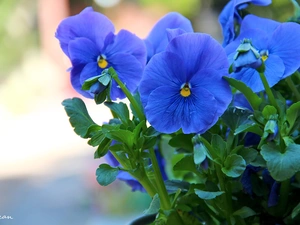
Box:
[241,165,262,195]
[55,7,146,100]
[225,15,300,92]
[262,169,280,207]
[219,0,272,46]
[144,12,193,62]
[139,33,232,134]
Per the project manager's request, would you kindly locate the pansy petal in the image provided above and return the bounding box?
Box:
[108,53,143,100]
[218,1,235,46]
[104,29,147,66]
[145,86,182,134]
[241,15,280,34]
[139,52,186,106]
[180,87,218,134]
[70,64,93,98]
[263,54,285,88]
[79,62,99,85]
[251,0,272,5]
[145,86,219,134]
[167,33,229,77]
[190,68,232,116]
[145,12,193,60]
[232,68,263,92]
[166,28,187,42]
[55,7,114,57]
[68,37,99,65]
[269,22,300,78]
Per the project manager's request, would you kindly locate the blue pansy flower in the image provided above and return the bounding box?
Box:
[225,15,300,92]
[144,12,193,62]
[55,7,146,100]
[219,0,271,46]
[139,33,232,134]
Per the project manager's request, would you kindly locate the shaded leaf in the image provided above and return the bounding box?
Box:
[292,202,300,219]
[194,189,224,200]
[224,77,262,110]
[62,98,97,138]
[96,164,119,186]
[104,102,130,125]
[261,143,300,181]
[144,194,160,215]
[222,154,246,178]
[233,206,256,219]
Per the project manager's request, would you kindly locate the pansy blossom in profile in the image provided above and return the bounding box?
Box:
[225,15,300,92]
[55,7,146,100]
[219,0,271,46]
[139,33,232,134]
[144,12,193,62]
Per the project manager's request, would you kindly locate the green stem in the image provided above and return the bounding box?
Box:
[110,151,157,197]
[110,68,145,123]
[276,179,290,216]
[286,76,300,102]
[259,72,279,112]
[201,202,223,222]
[215,164,232,225]
[149,147,171,210]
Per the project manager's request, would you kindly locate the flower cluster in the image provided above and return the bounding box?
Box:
[58,1,300,224]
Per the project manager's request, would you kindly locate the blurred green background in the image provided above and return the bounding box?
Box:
[0,0,295,225]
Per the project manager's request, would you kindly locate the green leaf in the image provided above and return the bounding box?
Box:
[169,133,194,152]
[237,148,258,165]
[133,121,144,142]
[262,105,277,119]
[105,129,134,149]
[222,107,253,131]
[62,98,97,138]
[98,71,111,86]
[94,137,112,159]
[250,154,266,167]
[224,77,262,110]
[144,194,160,215]
[234,122,263,136]
[173,155,200,176]
[222,154,246,178]
[164,180,190,192]
[194,189,224,200]
[261,143,300,181]
[211,134,227,160]
[286,101,300,134]
[88,130,105,147]
[81,75,102,90]
[104,102,130,125]
[94,88,108,105]
[292,202,300,219]
[193,143,207,165]
[96,164,119,186]
[130,92,144,120]
[233,206,256,219]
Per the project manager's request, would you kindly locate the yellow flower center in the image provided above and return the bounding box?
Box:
[180,83,191,97]
[261,55,268,61]
[97,55,108,68]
